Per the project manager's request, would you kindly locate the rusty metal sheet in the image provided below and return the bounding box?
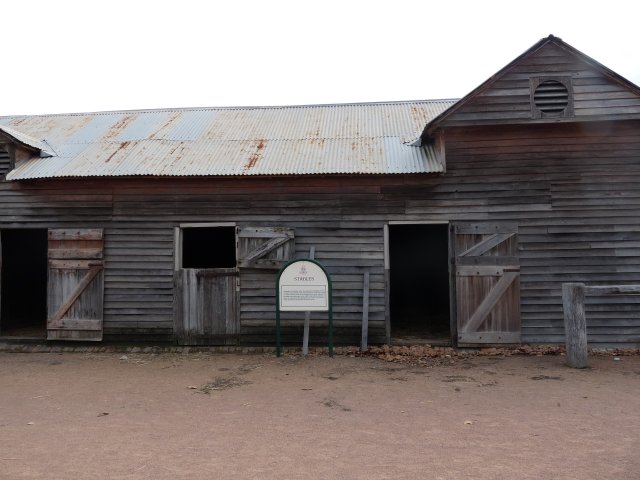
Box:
[1,100,456,180]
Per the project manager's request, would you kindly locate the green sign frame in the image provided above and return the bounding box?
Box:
[275,258,333,357]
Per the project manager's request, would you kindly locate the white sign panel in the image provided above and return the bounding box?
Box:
[279,260,329,311]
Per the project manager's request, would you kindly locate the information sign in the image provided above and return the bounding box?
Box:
[279,260,329,311]
[275,259,333,357]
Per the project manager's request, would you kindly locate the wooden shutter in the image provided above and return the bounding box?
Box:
[454,223,520,345]
[47,229,104,341]
[237,227,295,269]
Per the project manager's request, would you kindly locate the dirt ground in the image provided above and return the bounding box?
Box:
[0,349,639,480]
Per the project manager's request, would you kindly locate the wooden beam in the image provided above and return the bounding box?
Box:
[47,318,102,331]
[361,272,370,352]
[455,224,517,235]
[383,224,390,345]
[584,285,640,295]
[458,331,521,344]
[47,248,104,260]
[459,232,515,258]
[48,259,101,269]
[238,227,293,238]
[48,229,103,241]
[456,266,506,277]
[562,283,588,368]
[302,246,316,356]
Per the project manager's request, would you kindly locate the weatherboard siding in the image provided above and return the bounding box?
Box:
[440,120,640,344]
[109,179,390,344]
[0,118,639,345]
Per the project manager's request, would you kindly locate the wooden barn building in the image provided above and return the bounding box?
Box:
[0,35,639,347]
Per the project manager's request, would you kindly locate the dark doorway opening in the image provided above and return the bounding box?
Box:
[182,227,236,268]
[1,229,48,337]
[389,224,451,343]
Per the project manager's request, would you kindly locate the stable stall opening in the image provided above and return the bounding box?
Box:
[389,224,451,343]
[1,229,48,337]
[181,226,236,268]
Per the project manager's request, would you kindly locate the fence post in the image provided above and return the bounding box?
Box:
[361,272,370,352]
[562,283,588,368]
[302,246,316,356]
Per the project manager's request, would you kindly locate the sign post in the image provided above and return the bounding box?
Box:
[275,259,333,357]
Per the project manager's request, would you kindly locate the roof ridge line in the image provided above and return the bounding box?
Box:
[0,99,460,118]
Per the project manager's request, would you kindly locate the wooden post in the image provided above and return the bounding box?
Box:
[562,283,588,368]
[302,247,315,356]
[383,224,391,345]
[361,272,370,352]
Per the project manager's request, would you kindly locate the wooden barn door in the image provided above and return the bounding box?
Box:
[175,268,238,345]
[454,223,521,345]
[47,229,104,341]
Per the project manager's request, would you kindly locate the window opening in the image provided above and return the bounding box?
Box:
[181,226,236,268]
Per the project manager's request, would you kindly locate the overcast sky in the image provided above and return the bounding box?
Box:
[3,0,639,116]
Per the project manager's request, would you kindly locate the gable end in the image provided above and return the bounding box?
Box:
[424,35,640,138]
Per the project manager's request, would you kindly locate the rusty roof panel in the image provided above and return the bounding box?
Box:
[2,100,456,180]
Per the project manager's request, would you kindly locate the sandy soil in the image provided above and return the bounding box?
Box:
[0,350,639,480]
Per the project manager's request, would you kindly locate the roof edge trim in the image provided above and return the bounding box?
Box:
[0,125,55,157]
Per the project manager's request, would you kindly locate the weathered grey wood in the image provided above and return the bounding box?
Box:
[1,69,640,349]
[47,228,105,341]
[238,236,290,267]
[48,318,102,330]
[237,227,295,238]
[562,283,588,368]
[48,229,103,241]
[49,259,97,269]
[361,272,370,352]
[384,269,391,345]
[47,248,103,259]
[454,224,518,235]
[175,268,238,345]
[302,246,316,356]
[456,266,506,276]
[458,232,515,257]
[383,224,390,344]
[463,271,519,334]
[584,285,640,295]
[48,266,102,326]
[457,332,521,344]
[0,233,2,334]
[237,227,295,269]
[455,224,521,345]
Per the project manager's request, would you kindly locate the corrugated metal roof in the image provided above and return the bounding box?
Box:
[0,100,457,180]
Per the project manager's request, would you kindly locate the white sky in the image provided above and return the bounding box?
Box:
[3,0,639,116]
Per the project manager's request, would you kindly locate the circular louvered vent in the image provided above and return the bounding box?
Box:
[533,80,569,115]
